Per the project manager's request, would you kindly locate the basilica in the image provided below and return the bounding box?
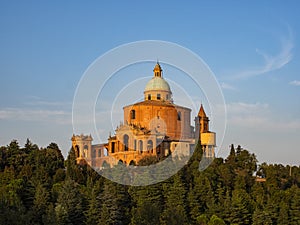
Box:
[71,63,216,167]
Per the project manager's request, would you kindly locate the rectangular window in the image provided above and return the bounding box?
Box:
[177,112,181,121]
[111,142,115,153]
[130,110,136,119]
[157,94,161,100]
[148,94,151,100]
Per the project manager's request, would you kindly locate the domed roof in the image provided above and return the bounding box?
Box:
[144,76,171,92]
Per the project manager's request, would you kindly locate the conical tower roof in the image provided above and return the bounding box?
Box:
[198,104,207,117]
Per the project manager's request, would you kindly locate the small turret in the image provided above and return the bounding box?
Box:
[153,62,162,77]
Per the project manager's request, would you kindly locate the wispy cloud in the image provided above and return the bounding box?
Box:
[226,102,300,131]
[227,102,269,117]
[24,96,72,107]
[289,80,300,86]
[229,29,294,80]
[0,108,71,124]
[221,82,237,91]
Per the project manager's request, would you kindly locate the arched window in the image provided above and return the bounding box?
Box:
[83,145,88,157]
[129,160,136,166]
[157,145,161,155]
[139,140,143,152]
[102,160,109,168]
[147,140,153,153]
[75,145,80,158]
[148,94,151,100]
[130,110,136,119]
[157,93,161,100]
[123,134,129,151]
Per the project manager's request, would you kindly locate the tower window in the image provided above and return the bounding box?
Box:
[204,124,208,131]
[148,94,151,100]
[130,110,136,119]
[177,112,181,121]
[157,93,161,100]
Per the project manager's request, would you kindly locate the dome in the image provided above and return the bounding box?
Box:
[144,77,171,92]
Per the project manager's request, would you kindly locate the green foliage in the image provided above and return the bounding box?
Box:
[138,155,159,166]
[0,140,300,224]
[129,183,164,225]
[65,147,88,185]
[228,189,253,225]
[289,185,300,225]
[208,215,225,225]
[160,173,188,225]
[55,178,85,224]
[99,179,131,225]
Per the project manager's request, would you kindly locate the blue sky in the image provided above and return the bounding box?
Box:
[0,1,299,165]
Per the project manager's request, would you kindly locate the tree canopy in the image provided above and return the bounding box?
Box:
[0,140,299,224]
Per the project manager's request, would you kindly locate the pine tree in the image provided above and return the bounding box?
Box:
[33,183,50,223]
[160,173,188,225]
[85,188,101,225]
[65,147,87,185]
[188,174,213,222]
[252,207,273,225]
[55,178,85,224]
[129,183,163,225]
[277,200,289,225]
[99,179,131,225]
[289,185,300,225]
[228,189,252,225]
[85,175,104,225]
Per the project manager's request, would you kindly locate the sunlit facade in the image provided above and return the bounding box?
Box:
[72,63,216,167]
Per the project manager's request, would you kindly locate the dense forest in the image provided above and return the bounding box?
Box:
[0,139,299,225]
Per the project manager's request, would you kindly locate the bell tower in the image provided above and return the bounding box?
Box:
[195,104,209,140]
[195,104,216,158]
[198,104,209,134]
[71,134,93,164]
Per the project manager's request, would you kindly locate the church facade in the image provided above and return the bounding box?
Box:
[71,63,216,167]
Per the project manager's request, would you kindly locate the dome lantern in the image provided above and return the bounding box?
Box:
[153,62,162,77]
[144,63,173,102]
